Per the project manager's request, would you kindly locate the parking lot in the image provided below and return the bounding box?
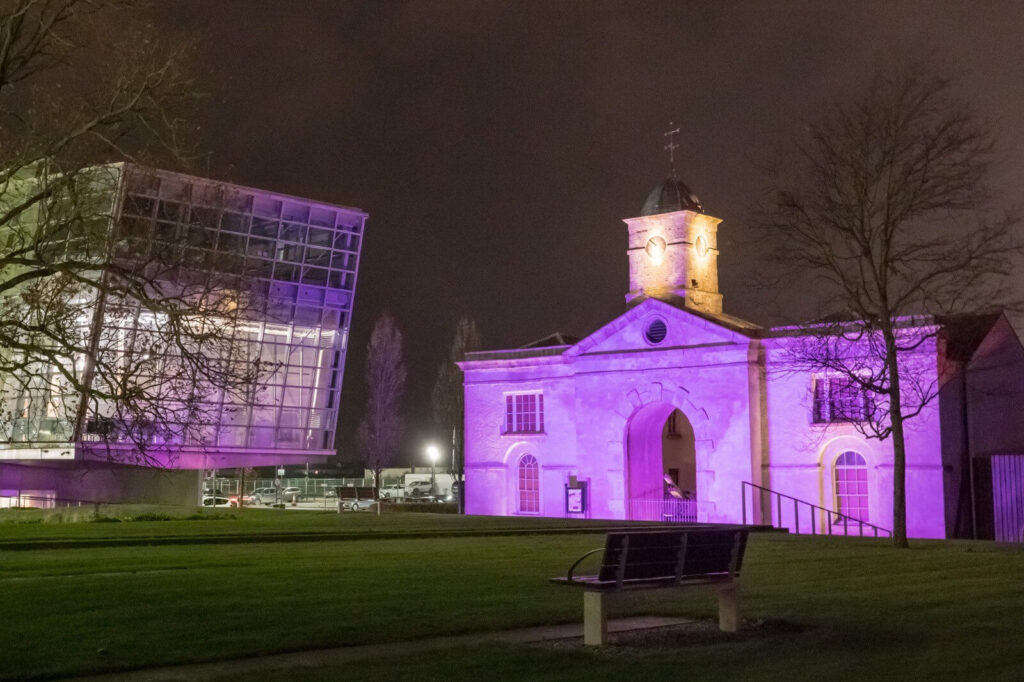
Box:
[203,476,458,511]
[237,492,451,511]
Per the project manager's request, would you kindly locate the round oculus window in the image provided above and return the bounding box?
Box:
[695,235,709,257]
[645,318,668,345]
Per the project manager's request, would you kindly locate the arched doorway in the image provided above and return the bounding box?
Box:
[626,404,697,521]
[662,409,697,499]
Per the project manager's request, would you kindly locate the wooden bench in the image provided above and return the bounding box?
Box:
[551,527,749,645]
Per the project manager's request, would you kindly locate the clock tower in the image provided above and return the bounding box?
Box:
[624,175,723,314]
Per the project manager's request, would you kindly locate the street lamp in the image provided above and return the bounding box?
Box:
[426,444,440,496]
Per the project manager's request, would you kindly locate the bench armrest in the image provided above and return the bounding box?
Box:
[565,547,604,583]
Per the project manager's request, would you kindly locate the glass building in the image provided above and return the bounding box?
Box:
[0,163,366,470]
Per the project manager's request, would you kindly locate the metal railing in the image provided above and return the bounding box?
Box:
[741,481,891,538]
[628,497,698,523]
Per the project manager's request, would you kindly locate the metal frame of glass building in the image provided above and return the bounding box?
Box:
[0,163,366,470]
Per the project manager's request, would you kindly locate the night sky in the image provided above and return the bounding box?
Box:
[154,1,1024,465]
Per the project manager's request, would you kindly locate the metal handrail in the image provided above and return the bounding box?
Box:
[741,481,891,538]
[565,547,605,582]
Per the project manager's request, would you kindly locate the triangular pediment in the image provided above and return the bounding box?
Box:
[565,299,756,357]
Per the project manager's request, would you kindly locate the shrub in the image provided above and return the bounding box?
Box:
[129,513,175,522]
[184,512,236,521]
[386,503,458,514]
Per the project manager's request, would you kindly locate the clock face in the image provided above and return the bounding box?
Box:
[695,235,709,257]
[645,236,667,264]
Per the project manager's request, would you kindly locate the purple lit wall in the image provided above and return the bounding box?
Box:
[461,296,950,539]
[458,192,966,538]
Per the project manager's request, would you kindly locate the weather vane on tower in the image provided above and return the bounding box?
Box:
[663,123,680,176]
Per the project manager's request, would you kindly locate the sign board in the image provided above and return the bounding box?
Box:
[566,487,585,514]
[565,479,587,514]
[276,468,286,477]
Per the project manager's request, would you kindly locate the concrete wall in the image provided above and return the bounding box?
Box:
[0,461,200,506]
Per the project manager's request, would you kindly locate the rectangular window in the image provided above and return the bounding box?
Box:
[812,375,868,424]
[504,392,544,434]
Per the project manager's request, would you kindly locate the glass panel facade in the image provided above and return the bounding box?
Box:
[0,164,365,458]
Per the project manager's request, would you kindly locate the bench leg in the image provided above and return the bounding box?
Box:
[718,582,740,632]
[583,591,607,646]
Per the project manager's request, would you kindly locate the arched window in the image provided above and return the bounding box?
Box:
[834,451,869,522]
[517,454,539,514]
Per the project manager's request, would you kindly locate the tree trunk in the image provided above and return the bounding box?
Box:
[885,332,910,548]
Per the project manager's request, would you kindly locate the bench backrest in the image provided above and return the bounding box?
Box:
[596,528,748,585]
[335,486,376,500]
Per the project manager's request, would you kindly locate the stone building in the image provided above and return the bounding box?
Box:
[460,173,1023,540]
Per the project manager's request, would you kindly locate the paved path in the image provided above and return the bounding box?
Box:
[69,616,690,682]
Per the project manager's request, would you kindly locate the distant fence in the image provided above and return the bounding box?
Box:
[992,455,1024,543]
[211,477,384,497]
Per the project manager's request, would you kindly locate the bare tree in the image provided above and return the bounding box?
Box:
[754,64,1020,546]
[0,1,266,465]
[356,313,406,498]
[431,316,480,512]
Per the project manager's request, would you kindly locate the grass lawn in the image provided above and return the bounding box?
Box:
[2,512,1023,680]
[0,506,637,546]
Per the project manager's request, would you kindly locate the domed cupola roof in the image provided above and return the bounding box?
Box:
[641,176,703,216]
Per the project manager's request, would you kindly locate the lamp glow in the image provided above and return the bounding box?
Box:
[426,444,439,463]
[645,236,667,265]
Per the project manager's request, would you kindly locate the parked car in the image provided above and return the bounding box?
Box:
[202,495,234,508]
[247,487,278,505]
[344,498,377,511]
[405,480,433,497]
[379,484,405,500]
[281,487,302,502]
